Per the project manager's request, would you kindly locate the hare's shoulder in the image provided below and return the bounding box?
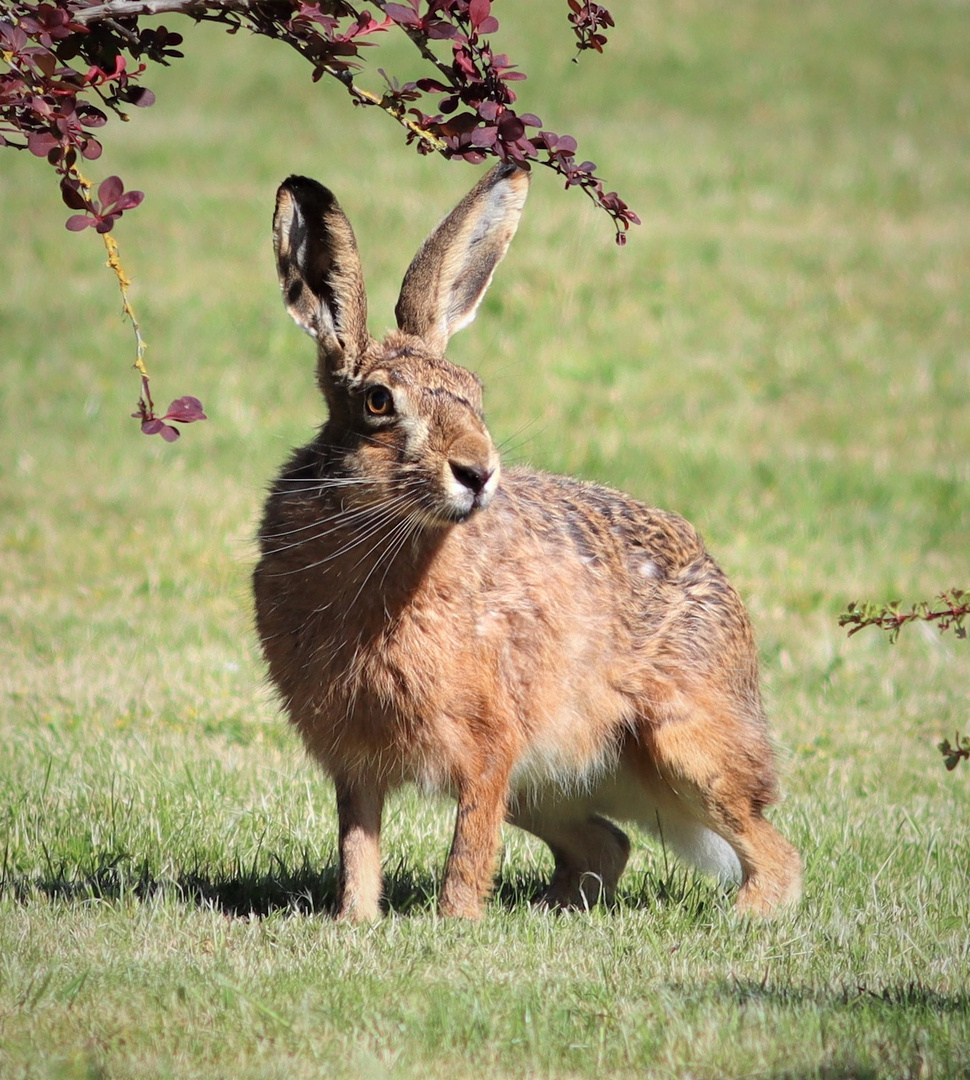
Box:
[496,466,708,575]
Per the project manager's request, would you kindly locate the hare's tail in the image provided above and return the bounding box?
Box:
[642,811,743,884]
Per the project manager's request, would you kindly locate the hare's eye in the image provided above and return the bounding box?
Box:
[364,386,395,418]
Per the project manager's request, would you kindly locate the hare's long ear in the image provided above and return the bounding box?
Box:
[395,163,529,355]
[273,176,368,381]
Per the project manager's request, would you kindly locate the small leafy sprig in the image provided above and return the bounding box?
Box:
[939,733,970,772]
[839,589,970,644]
[840,589,969,771]
[567,0,614,55]
[132,375,206,441]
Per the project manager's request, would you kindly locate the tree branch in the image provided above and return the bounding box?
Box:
[72,0,250,22]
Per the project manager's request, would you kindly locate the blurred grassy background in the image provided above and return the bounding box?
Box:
[2,1,969,1076]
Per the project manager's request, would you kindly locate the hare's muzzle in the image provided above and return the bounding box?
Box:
[442,433,500,521]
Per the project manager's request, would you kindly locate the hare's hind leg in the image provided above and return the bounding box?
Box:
[636,698,802,916]
[508,798,631,909]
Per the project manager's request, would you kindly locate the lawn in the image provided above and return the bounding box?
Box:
[1,1,969,1077]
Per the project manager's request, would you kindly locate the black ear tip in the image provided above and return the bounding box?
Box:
[277,175,338,212]
[491,162,531,184]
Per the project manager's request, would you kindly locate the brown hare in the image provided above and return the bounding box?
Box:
[254,163,801,921]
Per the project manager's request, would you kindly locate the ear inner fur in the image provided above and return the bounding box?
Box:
[273,175,369,383]
[395,163,530,355]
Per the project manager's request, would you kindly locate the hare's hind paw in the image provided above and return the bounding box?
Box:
[734,839,803,917]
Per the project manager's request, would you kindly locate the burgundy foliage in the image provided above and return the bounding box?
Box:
[2,1,637,436]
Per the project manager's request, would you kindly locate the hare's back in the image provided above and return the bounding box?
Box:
[497,467,709,581]
[487,467,758,673]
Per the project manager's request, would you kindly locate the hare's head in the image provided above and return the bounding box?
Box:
[273,164,529,527]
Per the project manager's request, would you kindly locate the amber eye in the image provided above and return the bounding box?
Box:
[364,386,394,417]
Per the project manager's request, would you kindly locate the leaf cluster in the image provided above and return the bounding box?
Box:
[1,0,639,241]
[2,0,636,438]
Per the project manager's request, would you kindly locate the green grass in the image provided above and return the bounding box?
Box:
[2,1,970,1076]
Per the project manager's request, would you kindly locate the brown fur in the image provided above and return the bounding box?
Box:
[254,164,802,920]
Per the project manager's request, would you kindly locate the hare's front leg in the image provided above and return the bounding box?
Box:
[335,778,385,921]
[439,770,511,919]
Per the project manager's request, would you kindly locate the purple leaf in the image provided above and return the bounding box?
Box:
[65,213,94,231]
[469,125,497,147]
[158,423,180,442]
[77,105,107,128]
[162,396,207,423]
[27,131,59,157]
[113,190,145,212]
[497,113,525,141]
[60,181,88,210]
[384,2,420,26]
[426,19,460,39]
[98,175,124,206]
[128,86,155,107]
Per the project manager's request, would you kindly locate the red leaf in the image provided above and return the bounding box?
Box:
[65,214,94,231]
[468,0,491,30]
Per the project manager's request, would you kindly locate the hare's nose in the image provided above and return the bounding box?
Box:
[449,460,493,496]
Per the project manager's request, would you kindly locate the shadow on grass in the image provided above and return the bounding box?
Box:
[1,851,716,920]
[0,854,553,918]
[675,977,970,1017]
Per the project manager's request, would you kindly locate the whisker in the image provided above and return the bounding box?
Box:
[260,490,415,550]
[261,493,418,574]
[345,510,422,612]
[496,415,544,454]
[377,511,426,593]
